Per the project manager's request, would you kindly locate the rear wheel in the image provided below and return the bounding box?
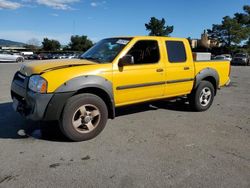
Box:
[60,93,108,141]
[189,81,215,111]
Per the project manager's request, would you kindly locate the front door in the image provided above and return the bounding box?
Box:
[113,39,165,106]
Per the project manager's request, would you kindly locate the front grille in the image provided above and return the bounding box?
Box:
[13,72,28,88]
[14,72,26,83]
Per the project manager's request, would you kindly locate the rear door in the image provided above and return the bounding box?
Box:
[163,39,195,97]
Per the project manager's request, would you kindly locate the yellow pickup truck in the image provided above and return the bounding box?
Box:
[11,36,230,141]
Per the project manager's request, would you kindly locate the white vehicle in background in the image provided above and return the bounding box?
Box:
[0,51,24,62]
[222,54,232,61]
[213,55,227,60]
[21,51,34,60]
[21,51,33,56]
[213,54,232,61]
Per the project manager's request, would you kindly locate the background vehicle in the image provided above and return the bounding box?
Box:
[231,53,249,66]
[21,51,34,60]
[11,36,231,141]
[222,54,232,61]
[0,51,24,62]
[213,55,227,60]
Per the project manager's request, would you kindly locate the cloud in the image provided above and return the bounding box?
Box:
[90,2,97,7]
[36,0,80,10]
[50,13,59,17]
[90,1,106,8]
[0,0,22,9]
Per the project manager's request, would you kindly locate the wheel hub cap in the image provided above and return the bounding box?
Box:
[72,104,101,133]
[199,87,212,107]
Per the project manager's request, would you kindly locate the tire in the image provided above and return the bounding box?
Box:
[189,81,215,112]
[16,57,23,63]
[60,93,108,141]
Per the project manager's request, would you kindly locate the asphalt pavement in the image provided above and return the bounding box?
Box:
[0,63,249,188]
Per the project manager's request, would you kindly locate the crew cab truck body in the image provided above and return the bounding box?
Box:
[11,36,231,141]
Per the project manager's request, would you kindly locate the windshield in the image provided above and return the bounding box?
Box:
[80,38,132,63]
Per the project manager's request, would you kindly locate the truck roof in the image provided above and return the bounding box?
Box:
[109,36,187,41]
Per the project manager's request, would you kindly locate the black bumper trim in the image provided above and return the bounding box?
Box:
[11,79,53,121]
[44,92,75,121]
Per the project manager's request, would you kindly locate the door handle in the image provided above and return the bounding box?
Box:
[156,68,164,72]
[184,67,190,70]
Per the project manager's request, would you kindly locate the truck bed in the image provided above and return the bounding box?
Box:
[194,60,231,87]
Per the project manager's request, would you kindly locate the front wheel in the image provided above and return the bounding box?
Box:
[60,93,108,141]
[16,57,23,63]
[189,81,215,111]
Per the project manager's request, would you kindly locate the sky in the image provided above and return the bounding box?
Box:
[0,0,249,45]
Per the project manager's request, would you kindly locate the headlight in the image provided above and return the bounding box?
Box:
[28,75,48,93]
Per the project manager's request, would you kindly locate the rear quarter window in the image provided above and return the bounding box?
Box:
[166,41,186,63]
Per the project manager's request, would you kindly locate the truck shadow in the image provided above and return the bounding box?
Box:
[116,98,193,117]
[0,99,192,142]
[0,102,67,142]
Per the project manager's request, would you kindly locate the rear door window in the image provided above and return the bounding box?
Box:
[166,41,186,63]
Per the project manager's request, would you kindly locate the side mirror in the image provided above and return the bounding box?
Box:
[118,55,134,67]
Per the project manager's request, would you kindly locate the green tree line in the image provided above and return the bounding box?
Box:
[40,35,93,52]
[207,5,250,54]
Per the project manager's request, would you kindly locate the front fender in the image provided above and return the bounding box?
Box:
[44,75,115,121]
[55,75,113,99]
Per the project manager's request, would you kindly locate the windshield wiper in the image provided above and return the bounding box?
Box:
[81,57,101,63]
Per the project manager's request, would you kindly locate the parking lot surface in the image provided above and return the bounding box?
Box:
[0,63,249,188]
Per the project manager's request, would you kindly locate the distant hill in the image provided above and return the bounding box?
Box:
[0,39,25,47]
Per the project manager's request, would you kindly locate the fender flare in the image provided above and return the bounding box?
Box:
[194,68,219,91]
[55,75,113,97]
[45,75,115,120]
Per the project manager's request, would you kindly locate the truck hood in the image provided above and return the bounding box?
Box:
[20,59,97,76]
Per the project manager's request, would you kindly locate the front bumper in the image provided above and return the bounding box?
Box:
[11,72,74,121]
[11,72,53,120]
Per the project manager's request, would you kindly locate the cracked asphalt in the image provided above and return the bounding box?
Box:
[0,63,249,188]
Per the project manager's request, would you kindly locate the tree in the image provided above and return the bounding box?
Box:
[235,5,250,53]
[42,38,61,51]
[207,16,248,48]
[69,35,93,52]
[247,38,250,47]
[234,5,250,26]
[25,38,40,51]
[208,5,250,50]
[145,17,173,36]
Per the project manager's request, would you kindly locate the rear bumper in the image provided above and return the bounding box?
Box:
[225,78,231,86]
